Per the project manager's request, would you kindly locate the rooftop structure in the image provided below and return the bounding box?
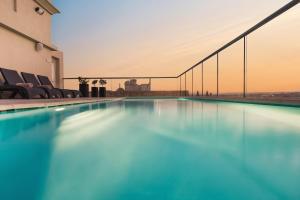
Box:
[124,79,151,92]
[0,0,63,88]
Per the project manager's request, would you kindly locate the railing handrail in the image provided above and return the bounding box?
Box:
[63,76,177,80]
[177,0,300,77]
[63,0,299,81]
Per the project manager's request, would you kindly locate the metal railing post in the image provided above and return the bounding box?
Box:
[217,54,219,96]
[184,73,187,96]
[180,76,182,96]
[243,36,247,98]
[192,68,194,96]
[202,63,204,96]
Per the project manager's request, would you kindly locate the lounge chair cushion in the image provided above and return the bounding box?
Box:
[20,72,41,87]
[16,83,33,88]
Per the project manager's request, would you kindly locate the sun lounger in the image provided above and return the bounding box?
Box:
[21,72,63,99]
[0,68,47,99]
[37,75,81,98]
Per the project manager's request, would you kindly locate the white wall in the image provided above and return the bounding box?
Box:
[0,0,64,88]
[0,0,52,45]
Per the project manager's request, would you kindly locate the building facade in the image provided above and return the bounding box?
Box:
[124,79,151,92]
[0,0,64,88]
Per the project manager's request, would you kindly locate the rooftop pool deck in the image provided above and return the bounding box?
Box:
[0,98,124,112]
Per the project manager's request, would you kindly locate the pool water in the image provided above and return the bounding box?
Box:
[0,99,300,200]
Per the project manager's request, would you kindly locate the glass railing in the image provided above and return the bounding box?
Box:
[63,0,300,99]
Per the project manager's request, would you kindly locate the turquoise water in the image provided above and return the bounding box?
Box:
[0,99,300,200]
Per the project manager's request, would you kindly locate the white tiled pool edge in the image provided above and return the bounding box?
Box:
[0,98,124,112]
[1,96,300,112]
[186,96,300,107]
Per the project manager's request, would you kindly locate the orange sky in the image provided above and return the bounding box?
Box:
[53,0,300,93]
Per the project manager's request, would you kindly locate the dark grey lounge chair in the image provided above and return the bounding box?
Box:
[21,72,62,99]
[0,68,47,99]
[37,75,81,98]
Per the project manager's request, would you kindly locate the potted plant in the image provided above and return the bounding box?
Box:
[91,80,99,97]
[78,77,90,97]
[99,79,107,97]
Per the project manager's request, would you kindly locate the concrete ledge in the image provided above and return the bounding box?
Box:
[0,98,123,112]
[185,96,300,107]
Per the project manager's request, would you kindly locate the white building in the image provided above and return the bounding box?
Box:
[124,79,151,92]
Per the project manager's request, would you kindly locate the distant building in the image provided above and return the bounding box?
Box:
[140,83,150,91]
[115,87,125,96]
[124,79,151,92]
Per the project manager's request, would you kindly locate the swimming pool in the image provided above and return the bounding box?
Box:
[0,99,300,200]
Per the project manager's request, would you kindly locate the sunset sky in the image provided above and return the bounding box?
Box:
[52,0,300,93]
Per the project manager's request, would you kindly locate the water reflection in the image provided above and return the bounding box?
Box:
[0,100,299,200]
[0,102,112,199]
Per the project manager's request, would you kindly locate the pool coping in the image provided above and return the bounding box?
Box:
[1,96,300,112]
[185,96,300,108]
[125,96,300,107]
[0,98,125,112]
